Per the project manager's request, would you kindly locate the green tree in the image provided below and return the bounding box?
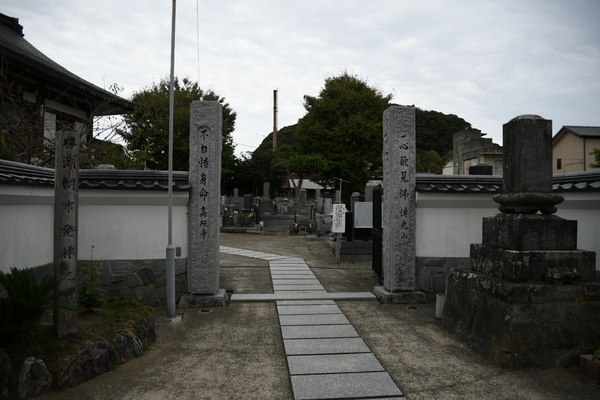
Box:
[288,153,328,204]
[118,77,236,172]
[590,148,600,168]
[294,72,393,199]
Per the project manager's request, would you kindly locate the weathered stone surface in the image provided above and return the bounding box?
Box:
[179,289,229,307]
[188,101,222,295]
[124,273,143,288]
[470,244,596,282]
[482,214,577,250]
[529,284,584,303]
[132,286,146,301]
[583,282,600,301]
[137,267,156,285]
[373,286,426,304]
[18,357,51,399]
[105,287,122,300]
[504,303,562,326]
[382,105,416,292]
[115,333,143,359]
[111,260,134,274]
[154,276,166,288]
[137,318,157,346]
[141,285,159,306]
[58,340,117,389]
[495,115,563,214]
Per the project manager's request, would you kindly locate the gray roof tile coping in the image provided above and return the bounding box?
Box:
[5,159,598,192]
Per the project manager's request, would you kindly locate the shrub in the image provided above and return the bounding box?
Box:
[0,267,75,344]
[78,246,104,312]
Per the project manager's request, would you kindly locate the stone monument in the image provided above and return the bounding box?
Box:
[53,129,79,337]
[374,105,426,304]
[179,101,228,307]
[442,115,598,367]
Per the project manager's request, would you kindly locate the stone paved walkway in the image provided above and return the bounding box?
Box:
[221,246,406,400]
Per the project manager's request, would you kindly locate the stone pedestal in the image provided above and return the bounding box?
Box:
[442,267,600,367]
[373,286,427,305]
[441,115,598,367]
[179,289,228,308]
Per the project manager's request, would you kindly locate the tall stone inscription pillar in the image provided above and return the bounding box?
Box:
[180,101,228,307]
[53,129,79,337]
[374,105,425,304]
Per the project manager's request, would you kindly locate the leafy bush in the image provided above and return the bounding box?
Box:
[78,247,104,312]
[0,267,75,344]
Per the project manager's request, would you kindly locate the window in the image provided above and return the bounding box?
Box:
[557,158,562,170]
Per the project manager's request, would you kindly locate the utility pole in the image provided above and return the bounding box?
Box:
[273,89,278,151]
[166,0,176,319]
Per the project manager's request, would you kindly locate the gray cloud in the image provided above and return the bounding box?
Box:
[4,0,599,154]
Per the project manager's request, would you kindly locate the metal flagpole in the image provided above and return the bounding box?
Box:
[166,0,177,319]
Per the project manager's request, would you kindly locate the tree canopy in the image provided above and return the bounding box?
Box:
[118,77,236,173]
[294,72,393,197]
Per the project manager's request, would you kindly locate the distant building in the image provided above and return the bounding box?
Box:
[452,128,503,175]
[442,158,453,175]
[552,126,600,174]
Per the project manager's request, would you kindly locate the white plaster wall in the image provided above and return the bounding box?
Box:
[78,190,189,260]
[0,186,188,273]
[0,186,54,272]
[2,184,598,273]
[416,192,498,258]
[554,192,600,271]
[416,191,600,271]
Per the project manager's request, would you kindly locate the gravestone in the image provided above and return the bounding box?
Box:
[374,105,426,304]
[365,182,378,202]
[442,115,597,367]
[323,198,333,215]
[315,189,323,214]
[53,129,79,337]
[295,188,311,225]
[180,101,227,307]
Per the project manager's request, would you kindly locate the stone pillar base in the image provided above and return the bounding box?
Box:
[442,267,600,368]
[373,286,426,304]
[179,289,229,308]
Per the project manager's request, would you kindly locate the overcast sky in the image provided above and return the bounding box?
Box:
[4,0,599,155]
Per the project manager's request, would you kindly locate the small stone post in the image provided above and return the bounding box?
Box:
[53,129,79,337]
[374,105,425,304]
[180,101,227,307]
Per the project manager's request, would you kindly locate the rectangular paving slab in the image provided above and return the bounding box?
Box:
[269,270,314,275]
[281,324,359,339]
[279,314,351,326]
[272,279,322,285]
[270,266,311,271]
[273,284,325,291]
[277,305,342,315]
[283,337,370,355]
[276,300,336,306]
[271,275,318,280]
[290,372,403,400]
[287,353,385,375]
